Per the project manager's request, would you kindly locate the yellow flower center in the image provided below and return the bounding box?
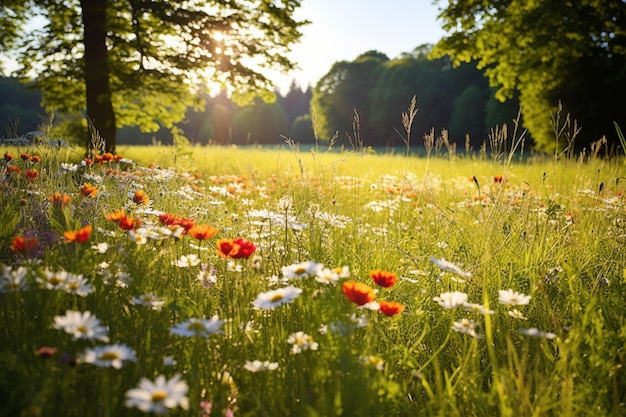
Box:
[49,277,62,285]
[187,321,206,332]
[270,293,284,303]
[151,390,168,402]
[77,325,87,333]
[295,267,306,275]
[100,351,120,360]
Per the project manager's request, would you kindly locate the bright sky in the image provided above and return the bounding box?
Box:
[271,0,447,93]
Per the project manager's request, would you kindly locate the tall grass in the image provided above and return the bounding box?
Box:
[1,140,625,417]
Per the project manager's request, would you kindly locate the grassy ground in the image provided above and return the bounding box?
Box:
[1,143,625,416]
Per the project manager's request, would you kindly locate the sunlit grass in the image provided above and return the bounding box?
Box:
[1,143,625,416]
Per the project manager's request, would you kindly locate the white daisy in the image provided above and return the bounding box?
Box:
[38,269,68,290]
[81,343,137,369]
[281,260,323,280]
[172,254,201,268]
[125,374,189,414]
[131,292,166,311]
[520,328,557,339]
[243,360,279,372]
[498,289,531,305]
[508,309,527,319]
[62,274,94,297]
[452,318,482,338]
[463,303,494,315]
[53,310,109,342]
[433,291,468,309]
[0,266,29,292]
[170,315,224,338]
[252,286,302,310]
[287,331,319,354]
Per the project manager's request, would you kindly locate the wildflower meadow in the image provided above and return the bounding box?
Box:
[1,134,625,416]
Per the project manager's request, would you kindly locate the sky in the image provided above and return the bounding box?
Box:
[271,0,447,93]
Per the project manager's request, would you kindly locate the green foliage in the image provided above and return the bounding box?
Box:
[0,0,307,150]
[432,0,626,152]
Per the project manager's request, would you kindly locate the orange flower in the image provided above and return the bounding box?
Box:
[50,193,72,207]
[494,175,503,183]
[29,155,41,163]
[119,215,141,231]
[25,169,39,179]
[370,269,398,288]
[10,235,39,254]
[20,153,30,161]
[216,237,257,258]
[64,224,92,243]
[378,301,405,317]
[341,281,376,306]
[189,225,218,240]
[83,157,93,166]
[158,213,195,232]
[80,183,98,198]
[133,190,150,205]
[7,166,22,174]
[106,209,126,222]
[4,152,13,161]
[216,238,239,258]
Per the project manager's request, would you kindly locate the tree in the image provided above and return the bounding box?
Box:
[0,0,306,152]
[310,51,389,147]
[432,0,626,152]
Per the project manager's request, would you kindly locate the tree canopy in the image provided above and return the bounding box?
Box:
[432,0,626,152]
[0,0,307,152]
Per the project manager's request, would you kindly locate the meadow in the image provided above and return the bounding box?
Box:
[1,136,625,417]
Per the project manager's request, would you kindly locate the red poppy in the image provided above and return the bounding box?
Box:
[216,237,256,258]
[370,269,398,288]
[64,224,92,243]
[378,301,405,317]
[341,281,376,306]
[10,235,39,254]
[189,225,218,240]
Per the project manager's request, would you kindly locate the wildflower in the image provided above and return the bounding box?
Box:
[189,225,218,240]
[36,346,58,359]
[132,189,150,205]
[81,343,137,369]
[125,373,189,414]
[494,175,503,183]
[4,152,13,161]
[430,256,472,277]
[463,303,495,315]
[53,310,109,342]
[50,192,72,207]
[38,269,69,290]
[131,292,166,311]
[159,213,195,233]
[378,300,405,316]
[92,242,109,253]
[80,183,98,198]
[172,254,201,268]
[360,355,385,371]
[63,274,94,297]
[243,360,280,372]
[25,169,39,179]
[281,260,323,280]
[287,331,319,354]
[170,315,224,338]
[341,281,376,306]
[226,260,242,272]
[252,286,302,310]
[498,289,531,305]
[106,209,126,223]
[452,318,482,338]
[0,266,29,292]
[216,237,257,259]
[315,267,343,285]
[64,224,92,243]
[508,309,527,320]
[119,215,142,231]
[29,155,41,163]
[10,235,39,255]
[520,328,557,339]
[20,153,30,160]
[370,269,398,288]
[433,291,468,309]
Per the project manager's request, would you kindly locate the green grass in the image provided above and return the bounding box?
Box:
[1,143,625,417]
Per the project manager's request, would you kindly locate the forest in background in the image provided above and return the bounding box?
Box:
[0,44,525,150]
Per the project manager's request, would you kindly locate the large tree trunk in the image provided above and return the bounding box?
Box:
[81,0,116,153]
